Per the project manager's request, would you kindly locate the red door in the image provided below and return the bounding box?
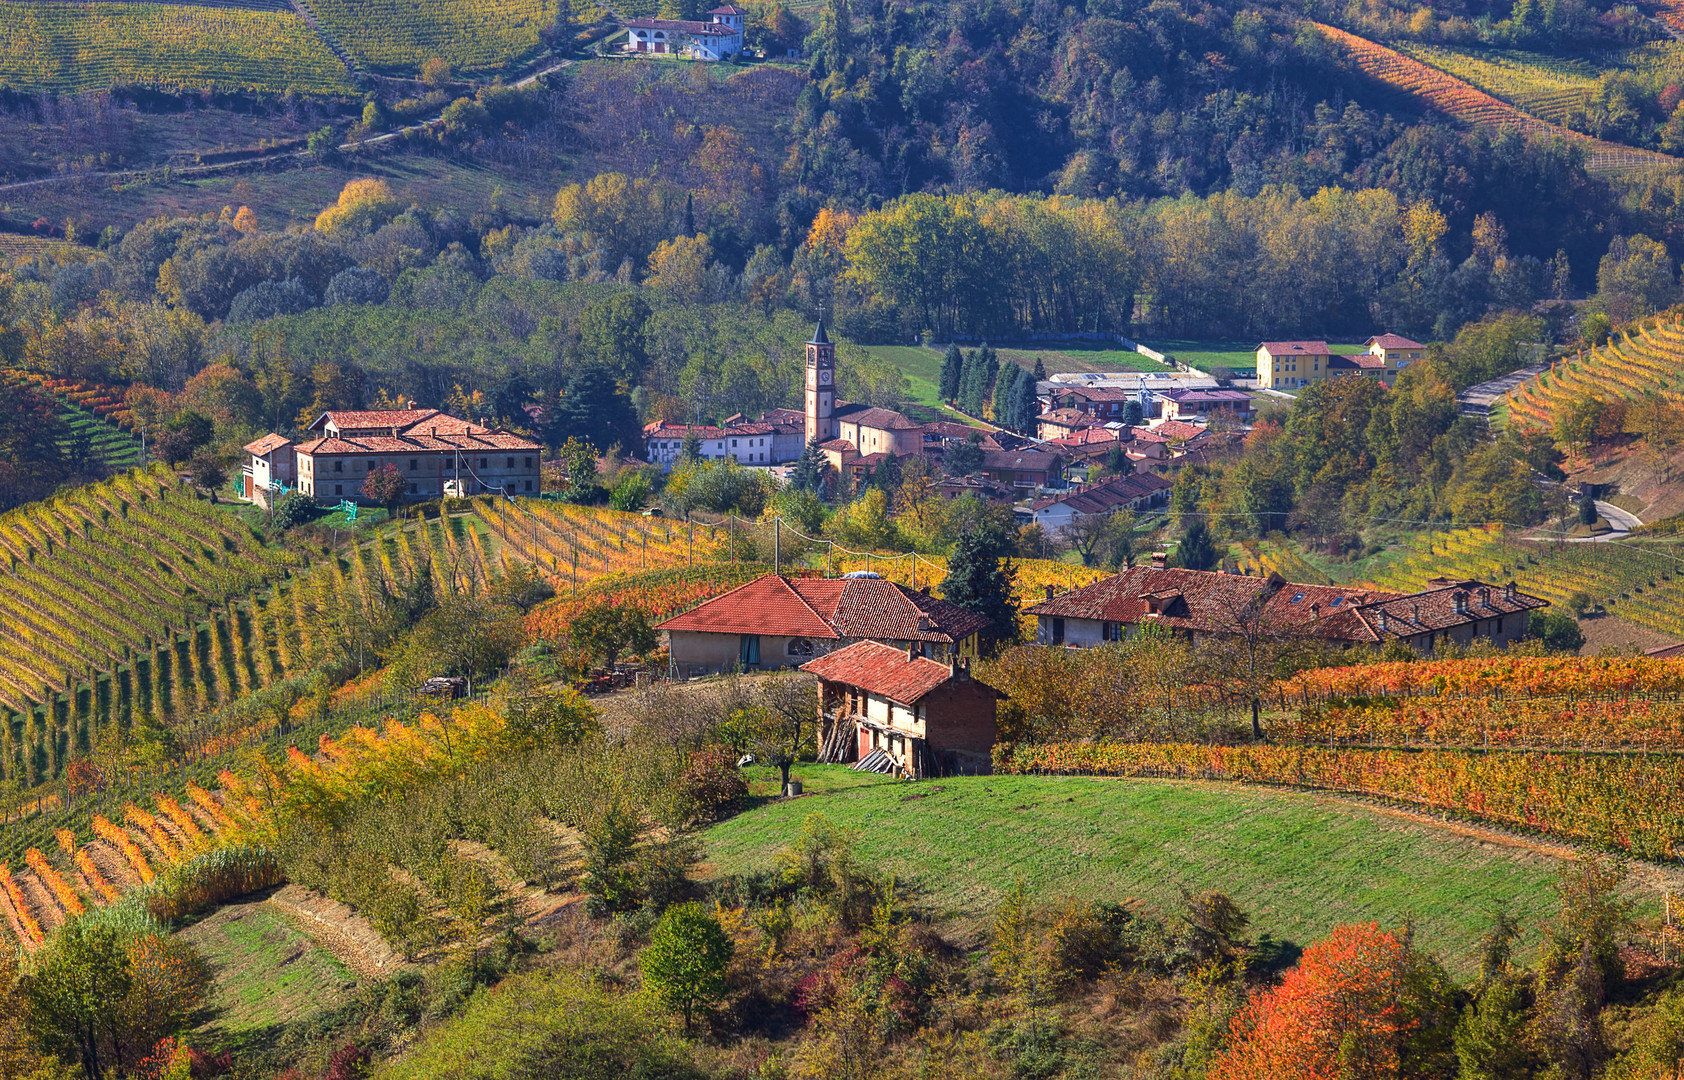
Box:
[655,41,665,53]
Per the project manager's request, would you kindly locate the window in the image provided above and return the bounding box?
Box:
[731,439,738,447]
[409,459,417,471]
[1050,618,1065,646]
[333,461,342,472]
[1290,593,1305,603]
[334,484,342,495]
[506,457,514,468]
[739,635,761,666]
[1103,621,1121,642]
[479,458,487,469]
[524,480,532,491]
[408,483,416,494]
[524,456,533,468]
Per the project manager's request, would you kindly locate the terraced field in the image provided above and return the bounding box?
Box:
[2,371,144,472]
[299,0,549,74]
[1396,43,1597,124]
[0,0,355,94]
[1364,523,1684,639]
[0,234,92,261]
[1503,313,1684,433]
[1316,23,1682,178]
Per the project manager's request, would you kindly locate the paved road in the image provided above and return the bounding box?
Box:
[1525,500,1643,543]
[1458,363,1550,419]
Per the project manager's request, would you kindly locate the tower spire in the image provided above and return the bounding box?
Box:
[810,304,830,345]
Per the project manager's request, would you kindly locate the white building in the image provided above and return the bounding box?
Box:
[623,5,745,60]
[644,420,780,468]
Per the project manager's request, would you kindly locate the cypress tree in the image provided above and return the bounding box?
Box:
[939,343,963,401]
[992,363,1018,424]
[1011,368,1038,433]
[943,520,1019,650]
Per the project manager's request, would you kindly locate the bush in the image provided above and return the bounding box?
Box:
[273,491,317,530]
[1530,610,1586,653]
[674,747,748,825]
[609,472,652,512]
[376,969,706,1080]
[640,902,734,1032]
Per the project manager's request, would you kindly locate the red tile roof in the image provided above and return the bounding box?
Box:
[309,409,440,432]
[656,573,990,644]
[1030,473,1171,513]
[1038,408,1105,429]
[836,404,923,431]
[801,640,970,703]
[625,16,734,33]
[644,420,774,439]
[658,574,840,638]
[819,438,857,453]
[1043,426,1124,449]
[1366,334,1425,350]
[294,429,541,455]
[1258,341,1331,355]
[1329,354,1387,371]
[1154,420,1207,443]
[244,433,293,456]
[1027,567,1545,642]
[981,450,1060,472]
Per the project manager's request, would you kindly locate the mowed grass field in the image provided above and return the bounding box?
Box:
[177,896,356,1038]
[703,770,1654,976]
[1140,340,1372,373]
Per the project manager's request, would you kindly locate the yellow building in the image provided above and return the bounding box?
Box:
[1364,333,1425,372]
[1256,340,1387,390]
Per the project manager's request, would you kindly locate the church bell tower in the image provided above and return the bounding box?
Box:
[804,314,836,445]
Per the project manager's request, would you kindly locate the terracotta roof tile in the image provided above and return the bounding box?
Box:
[657,575,840,638]
[1366,333,1424,349]
[1155,420,1208,443]
[244,433,293,456]
[801,640,969,703]
[310,409,440,432]
[835,404,923,430]
[1030,473,1170,512]
[1258,341,1331,354]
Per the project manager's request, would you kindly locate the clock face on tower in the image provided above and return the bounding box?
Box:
[819,369,831,384]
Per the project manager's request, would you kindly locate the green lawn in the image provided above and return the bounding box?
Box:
[861,345,971,421]
[704,770,1621,976]
[863,342,1169,422]
[1141,339,1369,373]
[178,896,355,1037]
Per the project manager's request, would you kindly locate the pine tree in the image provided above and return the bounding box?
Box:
[790,436,828,495]
[1175,519,1218,571]
[1032,356,1047,380]
[943,520,1019,649]
[1011,368,1038,433]
[992,363,1018,424]
[939,343,963,401]
[958,350,981,415]
[681,193,696,237]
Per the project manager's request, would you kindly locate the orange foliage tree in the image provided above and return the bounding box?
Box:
[1209,922,1455,1080]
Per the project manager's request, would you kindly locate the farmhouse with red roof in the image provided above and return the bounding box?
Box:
[656,571,989,676]
[1026,564,1546,654]
[802,639,1003,777]
[241,407,541,507]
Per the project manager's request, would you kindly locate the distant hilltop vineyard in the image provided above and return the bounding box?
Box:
[0,0,550,96]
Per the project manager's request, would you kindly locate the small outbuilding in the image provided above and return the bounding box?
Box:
[802,639,1003,778]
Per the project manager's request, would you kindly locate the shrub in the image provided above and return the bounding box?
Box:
[272,491,317,530]
[674,747,747,825]
[640,901,734,1032]
[323,267,390,306]
[227,277,317,323]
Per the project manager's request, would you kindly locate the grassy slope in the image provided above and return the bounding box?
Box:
[705,769,1612,976]
[178,897,355,1038]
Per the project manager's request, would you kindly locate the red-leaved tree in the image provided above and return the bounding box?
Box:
[1208,922,1455,1080]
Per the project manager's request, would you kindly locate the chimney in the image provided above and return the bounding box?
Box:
[1411,603,1420,624]
[917,614,932,632]
[406,399,417,410]
[907,643,919,662]
[1151,551,1168,568]
[1378,609,1389,633]
[1045,584,1056,600]
[1505,580,1517,600]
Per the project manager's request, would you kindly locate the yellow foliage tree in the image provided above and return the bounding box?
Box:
[315,178,401,236]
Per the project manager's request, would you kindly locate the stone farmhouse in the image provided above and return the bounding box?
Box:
[242,408,541,508]
[804,640,1003,778]
[655,570,991,677]
[1026,563,1547,654]
[622,4,745,60]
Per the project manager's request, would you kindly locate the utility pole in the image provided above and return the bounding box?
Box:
[774,516,780,575]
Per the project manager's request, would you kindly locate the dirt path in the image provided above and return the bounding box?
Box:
[263,884,406,979]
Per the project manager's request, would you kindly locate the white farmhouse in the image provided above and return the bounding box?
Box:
[623,5,745,60]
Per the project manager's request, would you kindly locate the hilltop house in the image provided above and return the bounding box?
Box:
[1026,564,1547,654]
[655,571,991,677]
[804,640,1003,777]
[622,4,745,59]
[242,408,541,508]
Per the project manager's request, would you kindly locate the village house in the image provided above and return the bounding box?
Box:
[1036,408,1106,441]
[1256,340,1393,391]
[1039,385,1156,421]
[622,4,744,59]
[1025,563,1547,654]
[1365,333,1425,370]
[1030,473,1173,534]
[1158,388,1254,423]
[655,571,991,677]
[980,449,1064,491]
[242,408,541,508]
[804,640,1003,777]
